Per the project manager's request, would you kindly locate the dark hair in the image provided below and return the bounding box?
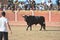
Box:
[2,11,6,17]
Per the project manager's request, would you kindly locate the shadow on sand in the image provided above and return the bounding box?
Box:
[45,30,60,31]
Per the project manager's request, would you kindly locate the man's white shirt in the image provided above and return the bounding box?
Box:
[0,16,8,32]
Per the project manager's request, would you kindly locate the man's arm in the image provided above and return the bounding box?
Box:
[6,22,12,34]
[7,22,12,31]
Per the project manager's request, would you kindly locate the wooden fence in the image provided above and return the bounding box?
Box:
[0,10,60,26]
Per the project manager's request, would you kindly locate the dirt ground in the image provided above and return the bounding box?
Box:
[8,25,60,40]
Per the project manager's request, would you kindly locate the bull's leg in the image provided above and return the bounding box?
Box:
[30,26,32,31]
[40,25,42,31]
[26,25,29,31]
[42,26,46,30]
[42,24,46,30]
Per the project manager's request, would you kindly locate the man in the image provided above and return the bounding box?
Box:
[32,0,36,10]
[47,0,52,10]
[0,11,12,40]
[56,0,60,10]
[0,2,1,9]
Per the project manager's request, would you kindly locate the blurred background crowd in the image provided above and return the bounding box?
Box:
[0,0,60,11]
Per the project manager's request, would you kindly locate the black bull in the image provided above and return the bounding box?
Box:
[23,15,46,31]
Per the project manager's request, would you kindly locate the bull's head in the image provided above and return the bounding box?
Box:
[23,15,27,18]
[23,15,29,21]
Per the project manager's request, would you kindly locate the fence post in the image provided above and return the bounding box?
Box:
[14,10,18,22]
[31,10,34,16]
[49,11,52,22]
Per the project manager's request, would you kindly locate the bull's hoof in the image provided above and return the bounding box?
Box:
[39,29,42,31]
[26,29,28,31]
[44,29,46,31]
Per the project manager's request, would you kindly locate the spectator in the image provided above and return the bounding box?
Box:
[25,0,32,10]
[19,2,24,10]
[56,0,60,10]
[0,0,59,10]
[19,2,22,10]
[42,0,45,4]
[11,3,15,11]
[14,0,19,10]
[0,2,2,10]
[47,0,53,10]
[3,7,6,12]
[25,1,29,10]
[7,1,12,10]
[28,0,32,10]
[38,3,44,10]
[56,0,60,6]
[32,0,36,10]
[44,2,48,10]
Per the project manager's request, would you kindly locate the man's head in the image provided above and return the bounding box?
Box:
[1,11,6,17]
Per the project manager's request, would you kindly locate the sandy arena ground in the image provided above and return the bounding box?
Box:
[8,25,60,40]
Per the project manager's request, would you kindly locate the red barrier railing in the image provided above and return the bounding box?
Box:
[0,10,60,26]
